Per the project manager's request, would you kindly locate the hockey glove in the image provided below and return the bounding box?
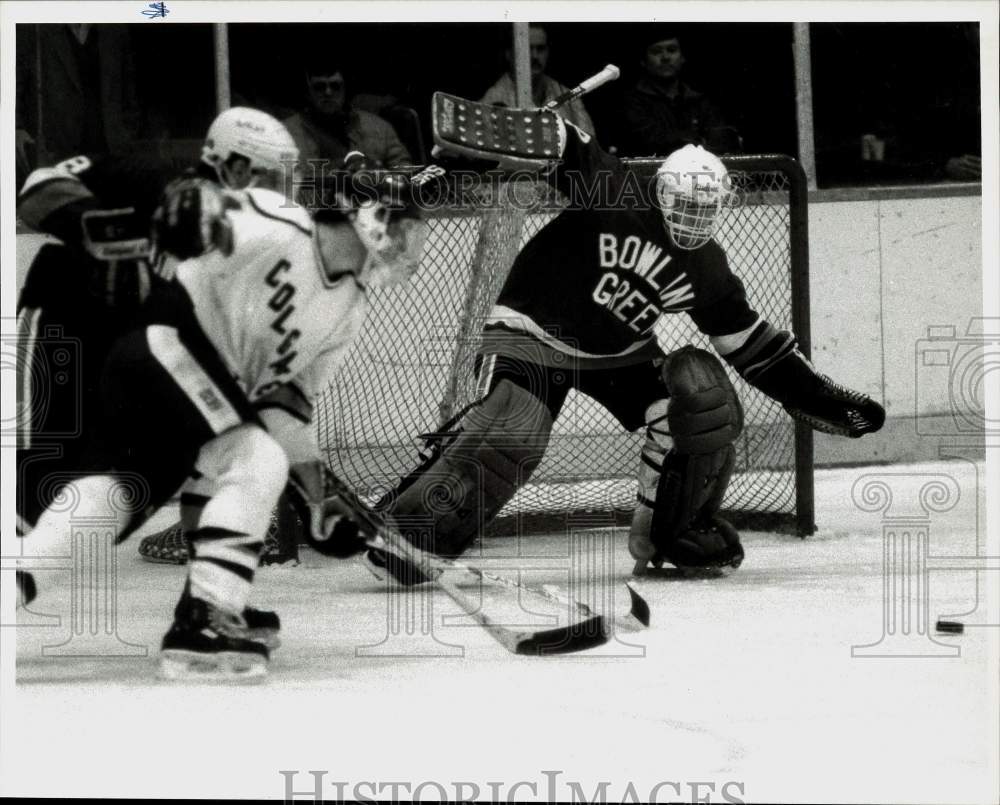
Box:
[152,174,237,260]
[287,461,367,558]
[751,348,885,438]
[784,373,885,437]
[76,209,155,307]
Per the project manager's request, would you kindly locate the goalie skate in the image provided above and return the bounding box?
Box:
[138,506,299,566]
[158,595,269,683]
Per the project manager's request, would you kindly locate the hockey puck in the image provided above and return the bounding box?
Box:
[935,619,964,634]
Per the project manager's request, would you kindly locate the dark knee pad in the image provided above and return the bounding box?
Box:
[660,345,743,454]
[650,347,745,567]
[388,379,553,557]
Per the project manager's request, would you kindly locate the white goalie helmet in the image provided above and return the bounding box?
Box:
[655,144,730,250]
[201,107,300,190]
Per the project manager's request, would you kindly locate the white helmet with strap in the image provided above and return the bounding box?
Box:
[655,144,730,250]
[201,106,299,190]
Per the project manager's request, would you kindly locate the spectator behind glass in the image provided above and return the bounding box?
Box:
[620,29,740,157]
[819,23,981,185]
[282,58,412,172]
[480,24,596,137]
[15,24,140,183]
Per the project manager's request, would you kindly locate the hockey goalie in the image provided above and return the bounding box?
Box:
[371,95,885,581]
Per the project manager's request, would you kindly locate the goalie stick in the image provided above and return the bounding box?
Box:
[542,63,620,111]
[430,63,620,162]
[321,473,648,654]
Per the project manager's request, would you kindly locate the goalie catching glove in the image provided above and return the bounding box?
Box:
[286,461,367,558]
[748,344,885,438]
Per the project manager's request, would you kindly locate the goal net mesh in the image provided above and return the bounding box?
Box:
[316,158,806,534]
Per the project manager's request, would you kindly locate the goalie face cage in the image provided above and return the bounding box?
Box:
[317,155,816,537]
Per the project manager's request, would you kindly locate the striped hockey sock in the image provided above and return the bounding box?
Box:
[187,526,264,614]
[629,400,672,563]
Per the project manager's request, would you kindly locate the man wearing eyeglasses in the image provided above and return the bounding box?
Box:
[283,58,412,173]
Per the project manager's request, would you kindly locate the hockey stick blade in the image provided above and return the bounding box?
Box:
[626,581,651,627]
[320,472,613,654]
[372,535,610,655]
[511,615,608,656]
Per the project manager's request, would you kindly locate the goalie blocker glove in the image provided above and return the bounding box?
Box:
[748,341,885,438]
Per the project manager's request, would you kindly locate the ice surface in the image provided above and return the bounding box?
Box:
[3,459,997,803]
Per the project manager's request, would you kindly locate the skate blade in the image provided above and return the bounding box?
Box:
[158,650,268,683]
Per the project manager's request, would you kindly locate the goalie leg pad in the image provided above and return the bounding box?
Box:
[634,347,745,570]
[388,379,553,557]
[652,448,744,570]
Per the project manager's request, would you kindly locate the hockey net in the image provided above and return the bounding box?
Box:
[317,156,814,536]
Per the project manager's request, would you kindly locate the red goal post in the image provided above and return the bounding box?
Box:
[316,155,816,537]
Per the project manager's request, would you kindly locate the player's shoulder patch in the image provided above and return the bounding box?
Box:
[242,188,313,238]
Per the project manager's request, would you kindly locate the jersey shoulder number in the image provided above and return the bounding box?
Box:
[53,155,94,176]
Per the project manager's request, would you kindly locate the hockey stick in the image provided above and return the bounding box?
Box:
[366,528,650,652]
[322,473,647,653]
[543,63,620,111]
[365,529,609,655]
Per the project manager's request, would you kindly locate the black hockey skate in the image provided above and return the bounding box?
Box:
[159,594,269,682]
[243,607,281,649]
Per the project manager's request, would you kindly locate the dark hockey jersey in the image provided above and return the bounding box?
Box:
[17,151,196,312]
[482,125,795,381]
[17,150,194,245]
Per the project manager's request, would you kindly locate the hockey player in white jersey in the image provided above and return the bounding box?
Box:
[19,158,428,680]
[15,107,304,646]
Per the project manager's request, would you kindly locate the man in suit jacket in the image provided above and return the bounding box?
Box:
[16,24,141,180]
